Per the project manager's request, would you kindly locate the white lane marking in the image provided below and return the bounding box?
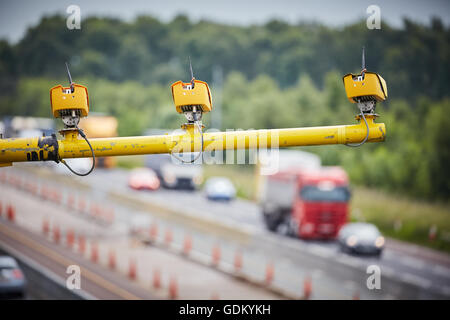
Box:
[400,272,432,289]
[399,255,426,270]
[432,265,450,279]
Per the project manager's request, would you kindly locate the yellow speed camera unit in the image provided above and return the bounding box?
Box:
[171,58,212,123]
[343,72,387,103]
[50,63,89,128]
[342,47,387,114]
[171,80,212,114]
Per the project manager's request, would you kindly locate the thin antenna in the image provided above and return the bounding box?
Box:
[361,46,366,78]
[188,56,195,88]
[65,62,74,92]
[362,46,365,70]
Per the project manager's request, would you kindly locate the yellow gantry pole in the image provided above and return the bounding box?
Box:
[0,115,385,166]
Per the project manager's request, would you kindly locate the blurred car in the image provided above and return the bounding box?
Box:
[338,222,385,256]
[204,177,236,201]
[0,256,26,299]
[128,168,160,191]
[160,162,203,190]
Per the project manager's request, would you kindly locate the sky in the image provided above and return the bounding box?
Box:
[0,0,449,43]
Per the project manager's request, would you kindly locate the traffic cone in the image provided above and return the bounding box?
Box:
[40,185,47,200]
[78,198,86,213]
[30,183,38,196]
[108,249,116,270]
[66,229,75,249]
[429,225,437,241]
[265,262,274,285]
[89,203,98,218]
[234,250,243,273]
[105,208,115,225]
[6,205,15,223]
[42,218,50,236]
[149,223,158,243]
[212,244,221,267]
[67,195,75,210]
[182,234,192,256]
[78,235,86,255]
[53,224,60,244]
[90,242,99,263]
[211,292,220,300]
[128,258,137,280]
[54,190,62,205]
[153,268,161,289]
[168,276,178,300]
[164,228,173,247]
[303,275,312,300]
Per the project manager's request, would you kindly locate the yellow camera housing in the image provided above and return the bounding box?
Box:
[342,71,387,103]
[50,84,89,118]
[171,80,212,114]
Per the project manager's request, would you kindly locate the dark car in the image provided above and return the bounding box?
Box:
[0,256,26,299]
[338,222,385,257]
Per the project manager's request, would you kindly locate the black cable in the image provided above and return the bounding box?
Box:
[60,127,96,176]
[171,121,204,164]
[345,104,369,148]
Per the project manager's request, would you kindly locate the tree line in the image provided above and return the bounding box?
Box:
[0,15,449,201]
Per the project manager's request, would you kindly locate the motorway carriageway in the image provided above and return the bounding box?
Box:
[4,164,450,299]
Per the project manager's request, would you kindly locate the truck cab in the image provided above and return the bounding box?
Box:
[293,167,350,239]
[260,166,350,239]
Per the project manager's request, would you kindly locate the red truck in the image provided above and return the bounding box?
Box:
[260,166,350,239]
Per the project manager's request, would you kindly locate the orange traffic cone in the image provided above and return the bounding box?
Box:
[168,276,178,300]
[429,225,437,241]
[153,268,161,289]
[183,234,192,256]
[303,275,312,300]
[42,218,50,236]
[78,235,86,255]
[212,244,221,267]
[211,292,220,300]
[67,195,75,210]
[234,250,243,273]
[164,228,173,247]
[90,242,99,263]
[265,262,274,285]
[6,205,15,223]
[149,223,158,243]
[128,258,137,280]
[108,249,116,270]
[53,224,61,244]
[66,229,75,249]
[78,198,87,213]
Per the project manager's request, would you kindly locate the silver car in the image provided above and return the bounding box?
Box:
[0,256,26,299]
[338,223,385,257]
[204,177,236,201]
